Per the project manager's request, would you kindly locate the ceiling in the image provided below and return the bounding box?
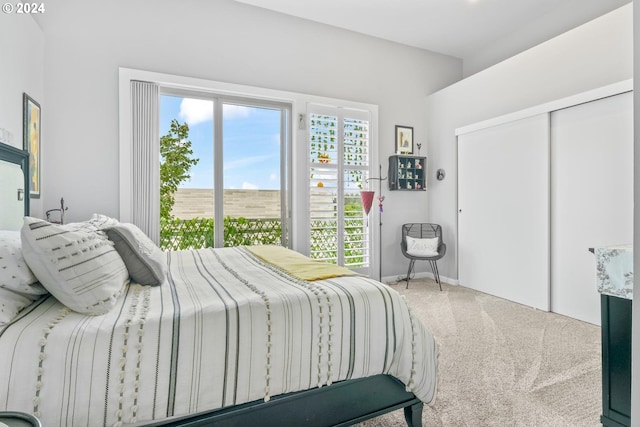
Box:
[234,0,630,69]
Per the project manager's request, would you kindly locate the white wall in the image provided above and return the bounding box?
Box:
[0,13,44,217]
[463,0,631,77]
[425,4,633,281]
[34,0,461,279]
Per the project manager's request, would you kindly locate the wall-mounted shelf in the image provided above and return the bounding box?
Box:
[388,155,426,191]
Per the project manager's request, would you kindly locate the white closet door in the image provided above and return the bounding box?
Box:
[458,114,550,311]
[550,92,633,325]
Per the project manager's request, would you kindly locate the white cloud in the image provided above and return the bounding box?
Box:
[178,100,251,126]
[269,173,278,182]
[224,104,251,119]
[242,182,259,190]
[179,98,213,126]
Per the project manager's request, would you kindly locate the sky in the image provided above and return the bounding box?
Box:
[160,95,282,190]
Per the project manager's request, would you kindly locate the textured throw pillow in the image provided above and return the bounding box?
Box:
[0,230,48,296]
[406,236,439,257]
[105,223,167,286]
[21,217,129,315]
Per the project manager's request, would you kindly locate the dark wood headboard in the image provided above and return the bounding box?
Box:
[0,142,29,217]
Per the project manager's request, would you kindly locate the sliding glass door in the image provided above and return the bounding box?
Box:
[220,102,287,247]
[159,91,290,250]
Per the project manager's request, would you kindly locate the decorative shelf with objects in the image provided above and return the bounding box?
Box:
[388,155,426,191]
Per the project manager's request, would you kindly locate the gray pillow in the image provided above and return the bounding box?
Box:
[105,223,167,286]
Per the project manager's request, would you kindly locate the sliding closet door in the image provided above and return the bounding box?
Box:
[458,114,550,311]
[550,92,633,325]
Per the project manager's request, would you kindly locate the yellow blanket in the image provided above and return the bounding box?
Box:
[246,245,357,281]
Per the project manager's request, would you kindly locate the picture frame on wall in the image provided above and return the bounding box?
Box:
[23,93,41,198]
[395,125,413,155]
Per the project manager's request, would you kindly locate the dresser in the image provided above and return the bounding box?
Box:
[592,245,632,427]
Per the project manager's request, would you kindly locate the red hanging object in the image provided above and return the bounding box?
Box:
[360,190,375,215]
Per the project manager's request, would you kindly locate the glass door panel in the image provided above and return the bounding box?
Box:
[222,103,284,247]
[159,95,214,250]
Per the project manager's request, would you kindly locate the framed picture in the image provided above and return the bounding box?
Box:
[23,93,41,198]
[395,125,413,154]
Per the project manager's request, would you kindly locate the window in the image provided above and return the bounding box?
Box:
[159,91,291,250]
[308,106,372,270]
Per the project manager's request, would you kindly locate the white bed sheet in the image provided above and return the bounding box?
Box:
[0,246,437,427]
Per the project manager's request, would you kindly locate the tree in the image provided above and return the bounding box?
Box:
[160,120,199,219]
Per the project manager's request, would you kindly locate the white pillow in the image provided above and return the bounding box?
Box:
[21,217,129,315]
[0,230,48,296]
[87,213,120,229]
[105,223,167,286]
[0,287,40,326]
[406,236,439,257]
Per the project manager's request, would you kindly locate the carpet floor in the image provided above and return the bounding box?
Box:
[359,280,602,427]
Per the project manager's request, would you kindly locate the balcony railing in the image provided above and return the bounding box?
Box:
[160,216,367,268]
[160,217,282,251]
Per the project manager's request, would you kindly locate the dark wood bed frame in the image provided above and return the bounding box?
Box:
[146,375,423,427]
[0,142,424,427]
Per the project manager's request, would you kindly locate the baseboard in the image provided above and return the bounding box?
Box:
[382,272,459,286]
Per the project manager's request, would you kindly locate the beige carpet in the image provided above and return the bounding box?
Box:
[359,280,602,427]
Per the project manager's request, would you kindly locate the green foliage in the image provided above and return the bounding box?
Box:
[160,217,214,250]
[223,216,282,247]
[160,120,199,219]
[344,202,361,216]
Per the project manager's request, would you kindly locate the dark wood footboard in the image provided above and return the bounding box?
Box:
[144,375,422,427]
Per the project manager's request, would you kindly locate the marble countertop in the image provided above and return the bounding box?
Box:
[592,244,633,300]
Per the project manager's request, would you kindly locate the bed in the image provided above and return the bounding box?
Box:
[0,142,438,427]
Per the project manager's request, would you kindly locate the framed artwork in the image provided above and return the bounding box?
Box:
[395,125,413,155]
[23,93,41,198]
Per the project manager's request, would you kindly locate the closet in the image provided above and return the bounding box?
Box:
[457,84,633,325]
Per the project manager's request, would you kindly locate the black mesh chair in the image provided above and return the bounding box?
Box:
[400,223,446,290]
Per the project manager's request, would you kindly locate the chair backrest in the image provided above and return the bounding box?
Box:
[401,223,443,247]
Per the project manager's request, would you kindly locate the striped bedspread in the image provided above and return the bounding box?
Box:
[0,247,437,427]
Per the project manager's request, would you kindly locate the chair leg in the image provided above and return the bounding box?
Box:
[404,259,415,289]
[430,260,442,291]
